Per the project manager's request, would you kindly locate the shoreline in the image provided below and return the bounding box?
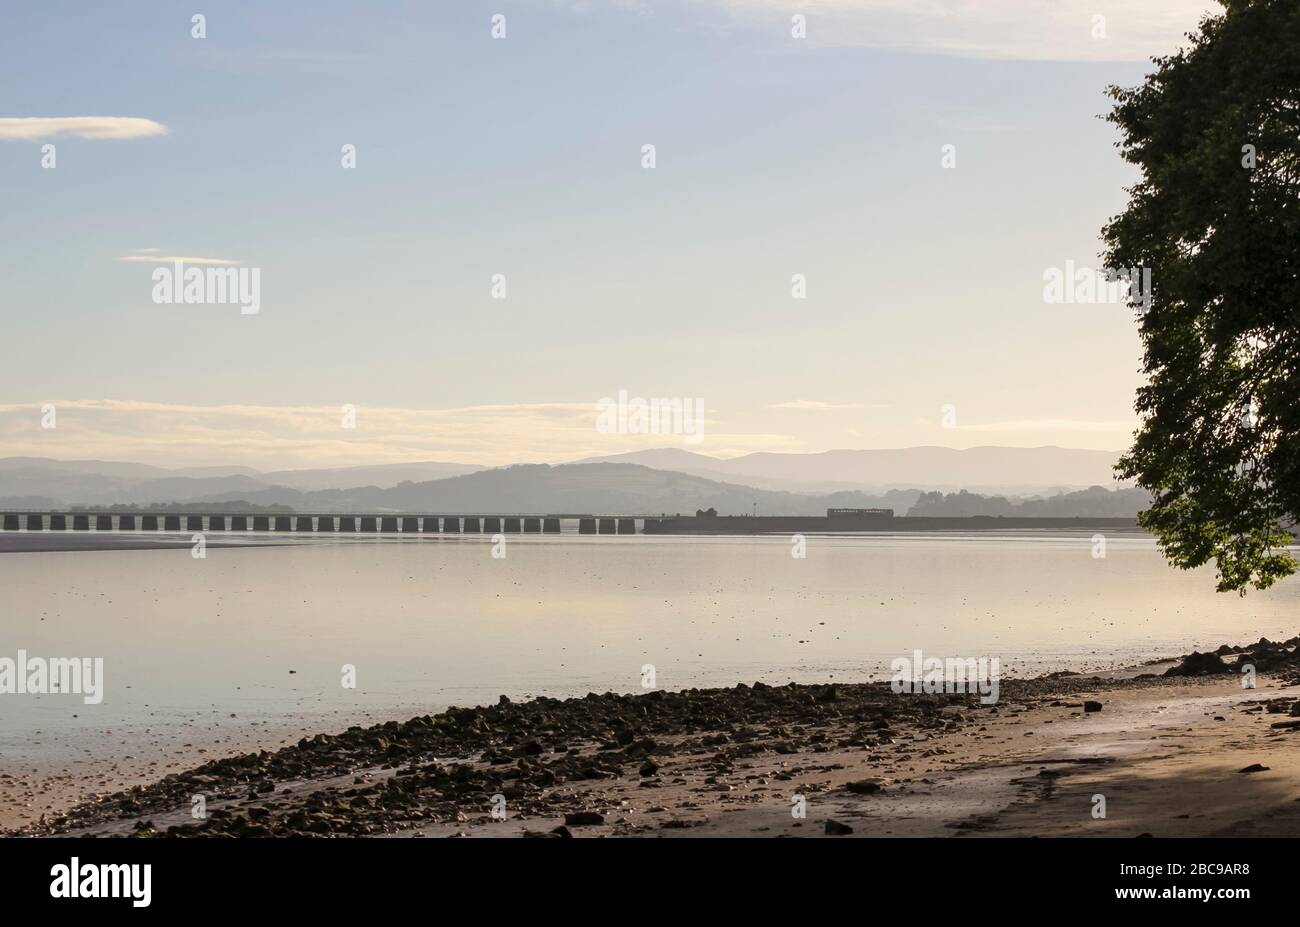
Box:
[11,636,1298,839]
[0,533,302,553]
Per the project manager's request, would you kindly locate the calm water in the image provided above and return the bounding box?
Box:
[2,532,1297,769]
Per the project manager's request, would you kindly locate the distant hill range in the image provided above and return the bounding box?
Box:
[0,448,1144,517]
[573,445,1123,494]
[172,464,922,517]
[0,457,484,507]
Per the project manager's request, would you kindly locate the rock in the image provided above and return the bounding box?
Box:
[1163,651,1231,677]
[564,811,605,826]
[549,825,573,838]
[1084,701,1103,713]
[626,738,658,757]
[1239,763,1270,773]
[845,779,882,794]
[824,819,854,835]
[1291,702,1300,717]
[639,759,660,777]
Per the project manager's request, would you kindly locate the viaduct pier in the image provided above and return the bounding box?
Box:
[0,509,1143,536]
[0,513,648,534]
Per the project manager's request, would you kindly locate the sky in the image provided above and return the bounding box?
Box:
[0,0,1220,469]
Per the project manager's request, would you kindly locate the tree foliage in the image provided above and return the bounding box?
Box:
[1104,0,1300,592]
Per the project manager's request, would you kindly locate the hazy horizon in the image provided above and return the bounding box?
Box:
[0,1,1218,470]
[0,445,1134,513]
[1,441,1128,469]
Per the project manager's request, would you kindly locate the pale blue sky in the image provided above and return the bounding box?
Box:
[0,1,1217,467]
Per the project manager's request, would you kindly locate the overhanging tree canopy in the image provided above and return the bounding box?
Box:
[1104,0,1300,592]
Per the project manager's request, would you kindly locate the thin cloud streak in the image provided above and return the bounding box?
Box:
[686,0,1218,61]
[119,255,242,265]
[0,116,168,141]
[0,400,802,469]
[954,418,1140,433]
[0,400,1139,467]
[768,400,880,410]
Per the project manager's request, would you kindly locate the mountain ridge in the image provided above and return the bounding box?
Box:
[0,448,1137,516]
[572,445,1125,493]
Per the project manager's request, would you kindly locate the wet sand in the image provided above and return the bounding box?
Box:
[10,637,1298,838]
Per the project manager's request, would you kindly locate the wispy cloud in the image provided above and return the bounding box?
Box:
[949,418,1139,433]
[768,400,879,410]
[0,116,168,141]
[0,400,802,469]
[668,0,1218,61]
[119,252,241,266]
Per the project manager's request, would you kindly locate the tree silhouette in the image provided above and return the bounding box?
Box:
[1105,0,1300,592]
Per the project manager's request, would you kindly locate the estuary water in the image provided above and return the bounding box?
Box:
[1,531,1296,784]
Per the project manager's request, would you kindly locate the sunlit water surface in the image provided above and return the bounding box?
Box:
[2,532,1296,770]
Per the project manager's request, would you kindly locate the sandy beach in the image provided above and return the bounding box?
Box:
[11,636,1298,839]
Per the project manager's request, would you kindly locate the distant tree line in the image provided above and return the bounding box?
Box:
[906,486,1152,518]
[68,501,295,514]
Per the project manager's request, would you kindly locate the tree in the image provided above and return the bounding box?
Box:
[1104,0,1300,593]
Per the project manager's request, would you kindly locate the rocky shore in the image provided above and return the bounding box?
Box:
[13,635,1300,839]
